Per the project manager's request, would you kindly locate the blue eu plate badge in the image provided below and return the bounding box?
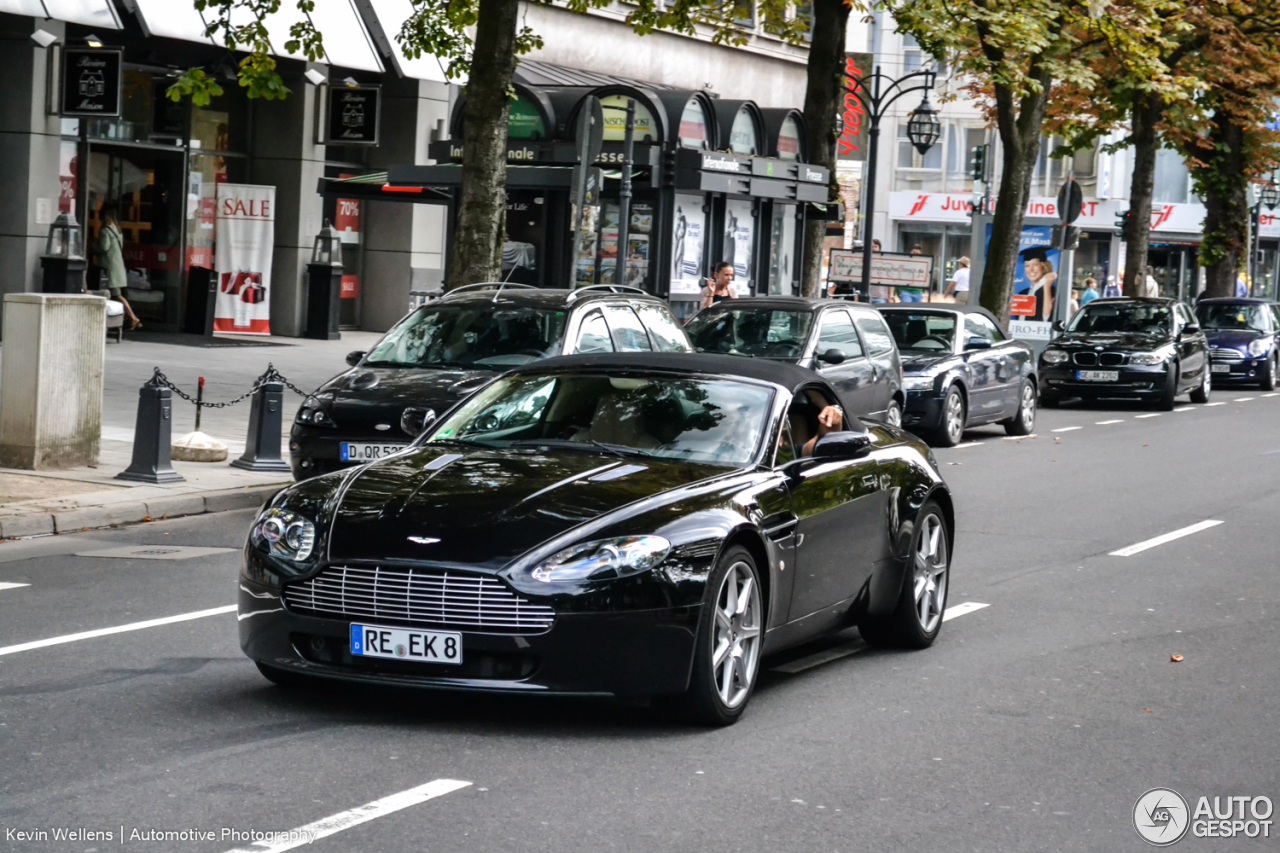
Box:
[350,623,363,654]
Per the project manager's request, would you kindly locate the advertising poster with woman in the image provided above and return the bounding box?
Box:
[670,193,705,296]
[986,223,1059,340]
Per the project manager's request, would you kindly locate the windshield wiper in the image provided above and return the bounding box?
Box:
[507,438,655,459]
[427,437,495,449]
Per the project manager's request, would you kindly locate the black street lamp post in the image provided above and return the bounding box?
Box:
[842,65,939,295]
[1251,177,1279,296]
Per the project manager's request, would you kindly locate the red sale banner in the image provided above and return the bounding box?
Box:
[213,183,275,335]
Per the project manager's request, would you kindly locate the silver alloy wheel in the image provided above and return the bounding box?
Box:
[887,401,903,428]
[1203,368,1211,395]
[712,560,762,709]
[913,512,948,633]
[1020,382,1036,428]
[945,390,964,443]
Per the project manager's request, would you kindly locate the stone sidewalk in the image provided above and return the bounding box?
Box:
[0,329,387,537]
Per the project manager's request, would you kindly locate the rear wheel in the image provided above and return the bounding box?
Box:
[1190,365,1211,403]
[859,501,950,649]
[1004,380,1037,435]
[1260,354,1276,391]
[681,546,764,726]
[929,386,966,447]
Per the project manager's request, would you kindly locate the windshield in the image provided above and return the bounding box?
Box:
[364,305,569,368]
[1196,303,1270,332]
[1068,303,1172,335]
[424,373,773,468]
[881,312,957,352]
[685,307,814,358]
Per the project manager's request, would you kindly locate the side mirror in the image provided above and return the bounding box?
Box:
[1182,324,1201,336]
[811,431,872,460]
[346,350,366,367]
[818,348,846,365]
[965,336,993,350]
[1052,320,1065,333]
[400,407,437,437]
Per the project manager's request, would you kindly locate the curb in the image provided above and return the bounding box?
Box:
[0,483,288,538]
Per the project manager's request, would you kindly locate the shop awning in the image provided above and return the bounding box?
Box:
[318,172,453,204]
[126,0,212,43]
[360,0,456,83]
[3,0,122,28]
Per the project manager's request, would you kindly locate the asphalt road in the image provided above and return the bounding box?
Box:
[1,390,1278,852]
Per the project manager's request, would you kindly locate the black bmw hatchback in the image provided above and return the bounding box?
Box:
[1038,298,1211,410]
[242,353,954,725]
[288,284,691,480]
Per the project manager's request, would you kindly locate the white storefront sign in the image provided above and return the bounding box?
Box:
[214,184,275,335]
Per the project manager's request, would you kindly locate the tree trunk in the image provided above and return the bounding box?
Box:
[799,0,852,298]
[1122,93,1161,297]
[1196,113,1249,297]
[979,81,1051,327]
[447,0,520,290]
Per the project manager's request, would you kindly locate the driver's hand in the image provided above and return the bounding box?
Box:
[817,405,843,432]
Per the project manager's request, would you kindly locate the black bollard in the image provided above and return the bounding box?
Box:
[117,374,185,483]
[231,379,292,472]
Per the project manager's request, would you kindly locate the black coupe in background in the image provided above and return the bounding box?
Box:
[878,305,1038,446]
[683,297,905,426]
[289,284,691,481]
[241,353,955,726]
[1038,298,1210,410]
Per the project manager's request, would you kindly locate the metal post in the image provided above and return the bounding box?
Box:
[859,70,883,296]
[195,376,204,432]
[230,379,291,472]
[117,373,185,483]
[616,99,636,288]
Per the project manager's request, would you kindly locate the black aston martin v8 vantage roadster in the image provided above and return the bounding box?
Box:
[239,353,955,725]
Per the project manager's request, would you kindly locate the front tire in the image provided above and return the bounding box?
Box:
[1260,353,1276,391]
[1156,368,1179,411]
[859,501,950,649]
[1004,379,1037,435]
[681,546,764,726]
[1190,365,1211,403]
[929,386,966,447]
[884,398,903,428]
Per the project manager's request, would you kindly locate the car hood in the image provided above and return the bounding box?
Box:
[318,366,498,431]
[1052,332,1173,350]
[1203,329,1265,349]
[327,446,728,569]
[899,351,955,374]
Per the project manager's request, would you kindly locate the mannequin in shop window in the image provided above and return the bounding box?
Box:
[97,204,142,331]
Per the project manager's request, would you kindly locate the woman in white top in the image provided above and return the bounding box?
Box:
[946,256,971,304]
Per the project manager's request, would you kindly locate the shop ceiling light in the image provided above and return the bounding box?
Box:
[30,29,58,48]
[342,77,359,88]
[304,68,327,86]
[84,34,103,48]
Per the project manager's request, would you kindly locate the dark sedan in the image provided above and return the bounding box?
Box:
[683,297,905,426]
[1039,298,1210,410]
[289,284,691,480]
[241,353,955,726]
[1195,298,1280,390]
[878,305,1038,447]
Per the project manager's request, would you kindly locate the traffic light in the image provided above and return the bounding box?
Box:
[1115,209,1131,241]
[969,145,987,183]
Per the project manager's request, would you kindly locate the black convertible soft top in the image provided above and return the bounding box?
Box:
[522,352,837,398]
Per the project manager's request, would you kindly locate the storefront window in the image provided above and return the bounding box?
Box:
[769,203,797,295]
[599,95,658,144]
[729,108,759,156]
[678,99,708,149]
[777,116,802,161]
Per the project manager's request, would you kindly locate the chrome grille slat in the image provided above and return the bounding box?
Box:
[1211,348,1244,362]
[283,566,554,634]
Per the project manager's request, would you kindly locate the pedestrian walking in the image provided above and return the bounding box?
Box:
[1143,265,1160,299]
[1080,277,1100,306]
[900,244,926,303]
[96,204,142,331]
[945,256,971,304]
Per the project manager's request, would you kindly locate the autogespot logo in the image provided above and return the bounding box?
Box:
[1134,788,1190,846]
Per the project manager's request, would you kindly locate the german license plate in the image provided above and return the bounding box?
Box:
[341,442,406,462]
[1211,364,1231,373]
[1077,370,1119,382]
[350,623,462,664]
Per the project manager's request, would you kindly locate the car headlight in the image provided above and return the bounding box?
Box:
[1041,348,1068,364]
[531,536,671,583]
[903,374,935,390]
[1248,338,1271,357]
[1129,351,1167,366]
[252,508,316,562]
[295,396,335,426]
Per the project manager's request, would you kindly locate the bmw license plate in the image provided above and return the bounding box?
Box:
[341,442,406,462]
[1211,364,1231,373]
[351,623,462,664]
[1076,370,1119,382]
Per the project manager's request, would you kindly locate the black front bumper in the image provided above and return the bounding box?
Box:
[902,388,945,432]
[238,578,701,698]
[1039,364,1171,399]
[1207,355,1264,383]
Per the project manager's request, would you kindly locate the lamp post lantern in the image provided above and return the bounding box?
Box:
[842,64,938,296]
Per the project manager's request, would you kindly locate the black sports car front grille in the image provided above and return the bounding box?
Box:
[283,565,555,634]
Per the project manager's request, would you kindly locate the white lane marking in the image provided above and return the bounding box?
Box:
[1109,520,1224,557]
[1002,434,1036,441]
[0,582,31,592]
[771,602,991,674]
[1234,397,1254,402]
[1204,402,1226,407]
[222,779,472,853]
[1051,426,1082,433]
[0,604,236,657]
[943,601,991,621]
[1095,419,1124,425]
[1173,406,1194,412]
[953,441,983,449]
[1134,413,1162,419]
[1263,393,1280,398]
